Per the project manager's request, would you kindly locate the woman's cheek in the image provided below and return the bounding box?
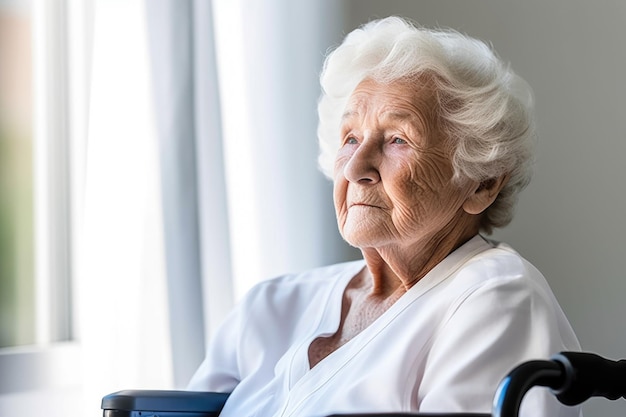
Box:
[333,149,351,176]
[333,177,349,219]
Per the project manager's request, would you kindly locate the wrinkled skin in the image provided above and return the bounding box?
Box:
[309,78,506,367]
[333,78,487,291]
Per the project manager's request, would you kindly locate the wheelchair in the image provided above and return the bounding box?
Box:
[102,351,626,417]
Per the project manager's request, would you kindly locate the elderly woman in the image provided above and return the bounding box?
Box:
[188,16,581,417]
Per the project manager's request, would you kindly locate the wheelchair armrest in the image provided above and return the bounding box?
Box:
[101,390,229,417]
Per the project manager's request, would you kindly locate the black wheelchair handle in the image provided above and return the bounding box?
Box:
[493,351,626,417]
[551,351,626,405]
[492,358,563,417]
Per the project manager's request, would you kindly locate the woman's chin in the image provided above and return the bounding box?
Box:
[340,228,390,249]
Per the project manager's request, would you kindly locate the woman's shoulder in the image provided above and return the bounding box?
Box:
[256,259,364,287]
[454,236,533,279]
[241,259,365,307]
[447,236,559,305]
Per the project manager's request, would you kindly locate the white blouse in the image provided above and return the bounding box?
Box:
[188,235,582,417]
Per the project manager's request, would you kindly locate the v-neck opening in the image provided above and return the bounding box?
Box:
[278,235,494,417]
[304,262,365,369]
[282,260,365,388]
[301,235,493,380]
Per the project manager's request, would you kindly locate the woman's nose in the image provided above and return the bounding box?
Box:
[342,140,381,184]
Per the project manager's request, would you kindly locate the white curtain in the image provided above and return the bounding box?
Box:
[77,0,355,413]
[143,0,357,387]
[145,0,237,388]
[77,0,173,413]
[209,0,355,302]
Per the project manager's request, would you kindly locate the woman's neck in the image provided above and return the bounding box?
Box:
[359,223,479,296]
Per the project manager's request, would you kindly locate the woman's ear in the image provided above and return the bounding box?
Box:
[463,174,510,215]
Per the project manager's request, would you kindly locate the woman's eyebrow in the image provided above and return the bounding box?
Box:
[341,108,415,121]
[381,109,414,121]
[340,108,426,137]
[341,109,360,120]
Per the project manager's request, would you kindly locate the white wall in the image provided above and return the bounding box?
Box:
[342,1,626,416]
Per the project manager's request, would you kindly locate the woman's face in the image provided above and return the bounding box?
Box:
[333,78,478,250]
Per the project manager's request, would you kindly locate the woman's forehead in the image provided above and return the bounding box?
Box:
[346,78,436,111]
[342,79,438,130]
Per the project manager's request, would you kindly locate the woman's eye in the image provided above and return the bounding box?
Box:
[392,137,407,144]
[346,137,358,144]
